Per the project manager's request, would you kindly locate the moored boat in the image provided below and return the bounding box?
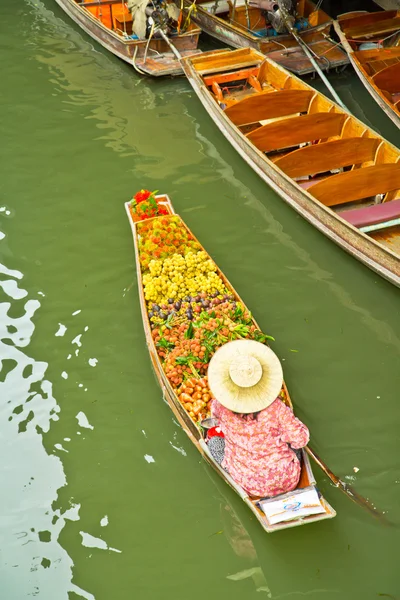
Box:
[334,10,400,128]
[54,0,202,76]
[125,190,336,532]
[179,0,348,75]
[180,47,400,286]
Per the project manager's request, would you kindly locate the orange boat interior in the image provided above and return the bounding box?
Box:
[77,0,134,34]
[190,48,400,254]
[76,0,198,36]
[192,0,330,35]
[338,11,400,112]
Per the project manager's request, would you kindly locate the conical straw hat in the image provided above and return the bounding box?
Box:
[208,340,283,414]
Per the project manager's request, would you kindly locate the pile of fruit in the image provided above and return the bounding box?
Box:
[138,211,274,426]
[143,251,226,305]
[137,216,201,270]
[129,189,169,221]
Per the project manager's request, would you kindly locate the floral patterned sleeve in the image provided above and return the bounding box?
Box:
[277,400,310,449]
[211,399,222,420]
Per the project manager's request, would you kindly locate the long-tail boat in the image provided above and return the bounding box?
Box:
[54,0,201,76]
[180,47,400,286]
[334,10,400,128]
[178,0,348,75]
[125,193,336,532]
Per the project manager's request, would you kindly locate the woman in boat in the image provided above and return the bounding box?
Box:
[207,339,309,498]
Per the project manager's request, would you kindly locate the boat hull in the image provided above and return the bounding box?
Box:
[333,16,400,129]
[126,196,336,532]
[181,52,400,287]
[54,0,201,76]
[184,3,348,75]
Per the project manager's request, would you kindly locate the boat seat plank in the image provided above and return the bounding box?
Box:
[340,198,400,228]
[372,62,400,94]
[360,218,400,234]
[246,112,346,153]
[339,10,397,33]
[344,17,400,40]
[191,48,263,74]
[308,164,400,206]
[274,137,380,178]
[203,67,258,86]
[354,47,400,63]
[224,89,313,126]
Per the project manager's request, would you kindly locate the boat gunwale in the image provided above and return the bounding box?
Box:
[125,199,336,531]
[333,17,400,129]
[181,52,400,286]
[54,0,201,76]
[185,1,333,45]
[60,0,201,45]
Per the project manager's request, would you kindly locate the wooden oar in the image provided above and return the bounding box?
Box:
[276,1,348,110]
[305,445,388,522]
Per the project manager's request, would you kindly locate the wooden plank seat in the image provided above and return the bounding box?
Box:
[191,48,263,75]
[245,112,346,153]
[372,62,400,95]
[339,11,398,33]
[340,198,400,229]
[355,47,400,64]
[274,137,380,178]
[344,17,400,40]
[308,163,400,206]
[224,89,313,126]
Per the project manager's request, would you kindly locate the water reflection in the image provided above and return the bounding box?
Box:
[0,241,93,599]
[193,128,400,352]
[25,0,203,177]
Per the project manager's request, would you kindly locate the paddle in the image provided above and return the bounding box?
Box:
[305,445,388,523]
[275,1,348,110]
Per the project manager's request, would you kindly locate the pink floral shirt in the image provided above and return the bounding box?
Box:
[211,398,309,497]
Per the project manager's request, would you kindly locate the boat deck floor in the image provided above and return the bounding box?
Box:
[136,49,202,76]
[371,226,400,252]
[267,39,348,75]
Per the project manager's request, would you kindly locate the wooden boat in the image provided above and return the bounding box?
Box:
[179,0,348,75]
[334,11,400,128]
[125,193,336,532]
[180,47,400,286]
[54,0,202,76]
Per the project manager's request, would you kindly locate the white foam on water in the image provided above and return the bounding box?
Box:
[76,411,94,430]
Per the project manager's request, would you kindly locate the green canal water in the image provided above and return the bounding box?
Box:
[1,2,399,599]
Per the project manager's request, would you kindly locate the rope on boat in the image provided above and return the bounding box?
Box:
[132,45,148,75]
[143,18,156,63]
[182,0,197,33]
[346,28,400,45]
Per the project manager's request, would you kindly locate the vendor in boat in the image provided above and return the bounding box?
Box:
[207,340,309,498]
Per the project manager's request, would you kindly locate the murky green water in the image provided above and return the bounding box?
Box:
[1,1,399,599]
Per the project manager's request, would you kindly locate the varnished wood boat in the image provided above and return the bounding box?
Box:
[334,11,400,127]
[125,194,336,532]
[179,0,348,75]
[181,47,400,286]
[54,0,202,76]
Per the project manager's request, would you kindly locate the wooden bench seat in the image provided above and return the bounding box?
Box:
[372,61,400,94]
[308,163,400,206]
[340,198,400,228]
[224,89,313,126]
[345,16,400,40]
[274,137,380,178]
[246,112,346,153]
